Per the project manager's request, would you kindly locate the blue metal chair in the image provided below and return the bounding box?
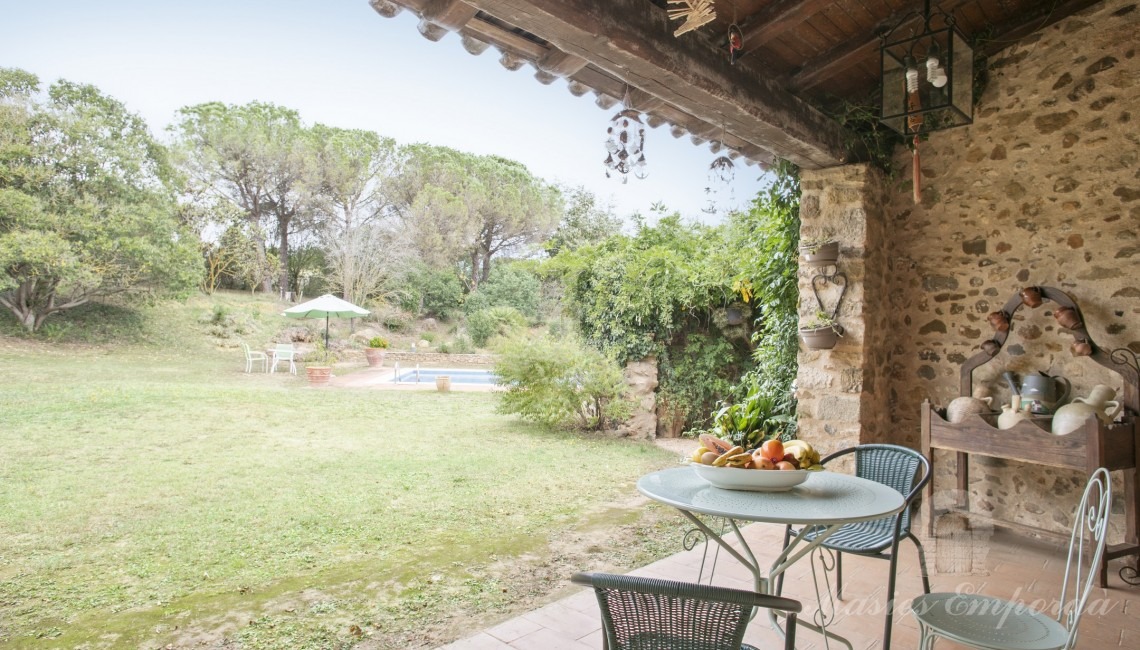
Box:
[776,443,931,650]
[909,467,1111,650]
[572,571,801,650]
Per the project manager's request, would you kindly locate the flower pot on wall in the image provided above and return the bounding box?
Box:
[306,366,332,386]
[799,325,842,350]
[800,241,839,267]
[364,348,386,367]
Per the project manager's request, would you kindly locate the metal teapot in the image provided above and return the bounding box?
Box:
[1004,371,1072,414]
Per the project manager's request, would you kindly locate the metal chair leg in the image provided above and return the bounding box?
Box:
[882,518,905,650]
[908,532,932,594]
[776,524,792,595]
[835,550,843,600]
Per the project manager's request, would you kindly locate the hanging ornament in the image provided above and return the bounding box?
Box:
[603,89,647,184]
[667,1,716,37]
[905,56,925,205]
[728,24,744,64]
[709,155,735,184]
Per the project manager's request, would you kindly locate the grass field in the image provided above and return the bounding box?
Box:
[0,294,685,649]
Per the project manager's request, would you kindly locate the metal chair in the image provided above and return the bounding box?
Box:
[270,343,297,374]
[909,467,1111,650]
[572,571,801,650]
[776,443,931,650]
[241,342,268,373]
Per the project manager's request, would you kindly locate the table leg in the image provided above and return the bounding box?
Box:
[768,524,854,650]
[677,511,765,594]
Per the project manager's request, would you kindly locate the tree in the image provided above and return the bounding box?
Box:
[0,69,199,331]
[545,185,623,256]
[388,145,561,288]
[310,124,407,305]
[171,101,317,297]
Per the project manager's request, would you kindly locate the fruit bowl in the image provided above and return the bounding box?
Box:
[691,464,813,491]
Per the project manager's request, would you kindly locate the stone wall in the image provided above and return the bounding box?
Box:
[880,0,1139,540]
[383,351,496,366]
[796,165,893,454]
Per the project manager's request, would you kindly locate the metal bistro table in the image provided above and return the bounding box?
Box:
[638,466,905,649]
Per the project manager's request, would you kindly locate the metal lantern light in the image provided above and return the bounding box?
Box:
[880,0,973,137]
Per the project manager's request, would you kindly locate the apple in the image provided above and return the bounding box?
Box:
[781,453,800,469]
[775,461,797,471]
[753,457,775,470]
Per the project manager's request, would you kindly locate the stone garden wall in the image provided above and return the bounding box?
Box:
[877,0,1140,540]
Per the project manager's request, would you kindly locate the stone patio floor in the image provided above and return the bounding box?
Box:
[437,520,1140,649]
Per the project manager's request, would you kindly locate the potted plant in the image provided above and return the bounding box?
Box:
[799,310,844,350]
[799,236,839,267]
[364,336,389,367]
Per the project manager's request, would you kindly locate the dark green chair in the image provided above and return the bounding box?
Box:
[572,571,801,650]
[776,443,932,650]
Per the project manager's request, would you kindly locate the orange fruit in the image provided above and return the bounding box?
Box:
[760,439,785,462]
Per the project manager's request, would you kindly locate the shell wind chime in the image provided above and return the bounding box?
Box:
[604,89,648,183]
[668,0,716,37]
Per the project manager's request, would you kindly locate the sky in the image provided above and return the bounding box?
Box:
[0,0,771,223]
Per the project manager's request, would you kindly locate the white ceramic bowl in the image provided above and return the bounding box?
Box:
[691,463,812,491]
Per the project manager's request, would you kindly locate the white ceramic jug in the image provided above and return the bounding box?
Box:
[998,398,1032,430]
[1051,384,1122,436]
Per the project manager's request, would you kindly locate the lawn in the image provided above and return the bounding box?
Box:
[0,295,685,649]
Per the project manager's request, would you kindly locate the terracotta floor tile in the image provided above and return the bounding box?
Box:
[435,524,1139,650]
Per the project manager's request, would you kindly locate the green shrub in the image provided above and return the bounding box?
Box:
[464,265,542,319]
[368,336,389,348]
[419,332,436,343]
[466,306,526,347]
[495,336,632,430]
[450,334,475,354]
[397,266,465,320]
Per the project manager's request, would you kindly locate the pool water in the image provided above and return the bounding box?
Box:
[394,368,499,385]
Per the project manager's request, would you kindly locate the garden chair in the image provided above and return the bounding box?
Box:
[572,571,801,650]
[909,467,1111,650]
[241,342,268,373]
[775,443,931,650]
[270,343,297,374]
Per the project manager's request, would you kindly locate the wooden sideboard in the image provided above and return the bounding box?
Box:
[921,286,1140,587]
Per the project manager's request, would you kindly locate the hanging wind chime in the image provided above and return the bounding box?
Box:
[603,88,648,183]
[667,0,716,37]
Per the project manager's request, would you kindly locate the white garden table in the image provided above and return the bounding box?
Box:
[638,466,906,649]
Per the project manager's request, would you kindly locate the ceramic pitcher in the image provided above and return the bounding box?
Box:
[998,398,1032,430]
[1051,385,1122,436]
[947,386,994,423]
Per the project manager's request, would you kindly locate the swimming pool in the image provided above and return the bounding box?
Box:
[394,368,499,385]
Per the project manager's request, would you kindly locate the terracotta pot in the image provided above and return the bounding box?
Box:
[981,340,1001,356]
[364,348,387,367]
[986,311,1010,332]
[1054,306,1082,329]
[800,241,839,268]
[306,366,332,386]
[1071,339,1093,357]
[1020,286,1043,308]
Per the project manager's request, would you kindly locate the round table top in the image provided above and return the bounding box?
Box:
[638,466,906,526]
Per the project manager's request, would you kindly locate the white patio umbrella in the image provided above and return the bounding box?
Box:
[282,294,370,352]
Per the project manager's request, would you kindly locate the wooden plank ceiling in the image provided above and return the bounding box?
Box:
[370,0,1101,169]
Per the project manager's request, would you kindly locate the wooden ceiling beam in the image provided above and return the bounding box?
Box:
[454,0,854,168]
[976,0,1105,56]
[739,0,834,51]
[420,0,478,31]
[790,0,1101,91]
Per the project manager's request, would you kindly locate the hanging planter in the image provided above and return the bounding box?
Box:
[799,312,844,350]
[800,239,839,267]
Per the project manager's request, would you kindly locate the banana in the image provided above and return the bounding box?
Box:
[783,440,821,467]
[713,446,744,467]
[691,446,710,462]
